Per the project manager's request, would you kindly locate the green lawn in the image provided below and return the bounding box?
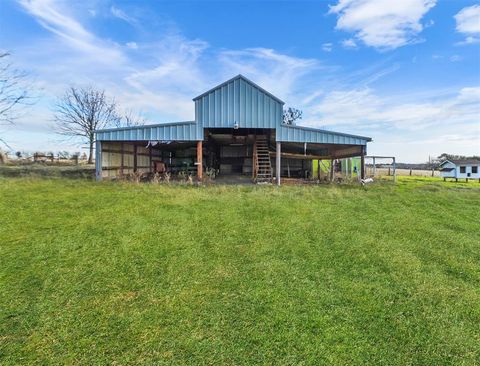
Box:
[1,177,480,365]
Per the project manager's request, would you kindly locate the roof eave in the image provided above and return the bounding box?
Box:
[281,124,372,142]
[95,121,196,134]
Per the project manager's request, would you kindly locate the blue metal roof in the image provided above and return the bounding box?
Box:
[95,75,372,145]
[193,75,285,104]
[95,121,202,141]
[277,125,371,145]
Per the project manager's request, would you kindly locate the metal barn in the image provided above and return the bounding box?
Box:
[95,75,372,185]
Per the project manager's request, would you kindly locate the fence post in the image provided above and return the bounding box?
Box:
[393,157,396,183]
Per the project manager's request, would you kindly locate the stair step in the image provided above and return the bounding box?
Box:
[254,136,272,185]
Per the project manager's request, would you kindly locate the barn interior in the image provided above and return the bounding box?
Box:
[99,127,366,182]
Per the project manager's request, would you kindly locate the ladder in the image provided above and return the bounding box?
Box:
[254,135,273,183]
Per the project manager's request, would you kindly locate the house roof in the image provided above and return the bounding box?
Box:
[193,74,285,104]
[439,158,480,166]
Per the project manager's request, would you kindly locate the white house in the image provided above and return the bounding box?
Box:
[439,159,480,181]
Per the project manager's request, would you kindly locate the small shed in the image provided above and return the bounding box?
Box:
[439,159,480,181]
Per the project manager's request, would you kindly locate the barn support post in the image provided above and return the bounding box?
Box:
[120,142,124,177]
[276,141,281,186]
[360,147,366,180]
[330,159,334,182]
[95,140,102,181]
[252,136,257,180]
[317,160,321,180]
[133,144,138,173]
[149,145,153,173]
[372,157,376,177]
[197,140,203,181]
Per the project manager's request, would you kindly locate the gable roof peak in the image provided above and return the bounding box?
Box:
[193,74,285,104]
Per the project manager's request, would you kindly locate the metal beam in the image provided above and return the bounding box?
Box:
[360,146,366,179]
[197,140,203,181]
[95,140,102,181]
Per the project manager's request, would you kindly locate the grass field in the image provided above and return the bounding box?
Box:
[1,177,480,365]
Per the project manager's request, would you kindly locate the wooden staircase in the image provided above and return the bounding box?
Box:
[254,135,273,183]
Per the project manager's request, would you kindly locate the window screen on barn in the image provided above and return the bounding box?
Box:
[460,166,466,173]
[473,166,478,174]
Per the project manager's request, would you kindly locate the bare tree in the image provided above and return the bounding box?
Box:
[54,87,118,164]
[0,52,32,149]
[283,107,303,125]
[114,108,146,128]
[0,52,31,125]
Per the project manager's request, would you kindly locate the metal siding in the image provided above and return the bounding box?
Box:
[96,122,201,142]
[195,77,281,128]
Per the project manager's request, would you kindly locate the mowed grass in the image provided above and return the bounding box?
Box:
[1,177,480,365]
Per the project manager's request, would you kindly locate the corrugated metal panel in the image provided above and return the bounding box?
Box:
[96,121,202,141]
[195,77,283,129]
[277,125,370,145]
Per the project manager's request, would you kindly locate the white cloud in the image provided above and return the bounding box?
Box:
[218,48,318,101]
[329,0,437,50]
[307,86,480,133]
[126,42,138,49]
[455,5,480,44]
[322,43,333,52]
[341,38,357,48]
[302,86,480,161]
[18,0,124,62]
[110,5,137,25]
[449,54,462,62]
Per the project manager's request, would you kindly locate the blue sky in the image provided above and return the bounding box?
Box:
[0,0,479,162]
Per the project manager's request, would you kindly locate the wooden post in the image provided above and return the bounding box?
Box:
[360,147,365,180]
[149,145,153,173]
[197,140,203,181]
[133,144,138,173]
[276,141,281,186]
[317,160,321,180]
[330,159,334,182]
[393,157,396,183]
[120,142,124,177]
[372,157,376,176]
[252,136,257,179]
[95,140,102,181]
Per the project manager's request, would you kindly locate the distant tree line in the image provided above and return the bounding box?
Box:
[436,153,480,162]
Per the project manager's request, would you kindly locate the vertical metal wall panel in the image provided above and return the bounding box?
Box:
[194,76,283,129]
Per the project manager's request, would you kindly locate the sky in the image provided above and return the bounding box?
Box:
[0,0,479,162]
